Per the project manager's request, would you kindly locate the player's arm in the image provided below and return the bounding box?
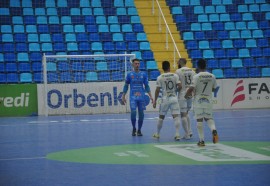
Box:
[153,87,161,109]
[185,86,194,99]
[144,74,154,103]
[122,75,130,105]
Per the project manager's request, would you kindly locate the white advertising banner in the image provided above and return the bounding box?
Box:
[222,78,270,109]
[37,78,269,115]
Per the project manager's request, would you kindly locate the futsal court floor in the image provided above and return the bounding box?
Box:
[0,108,270,186]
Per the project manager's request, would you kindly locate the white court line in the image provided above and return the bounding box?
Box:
[0,157,46,161]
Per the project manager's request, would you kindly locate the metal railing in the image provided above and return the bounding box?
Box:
[152,0,181,68]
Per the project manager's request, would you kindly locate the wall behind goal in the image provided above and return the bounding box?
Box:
[37,78,269,115]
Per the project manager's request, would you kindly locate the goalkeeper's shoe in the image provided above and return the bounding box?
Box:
[137,130,143,136]
[212,130,219,144]
[174,135,181,141]
[197,141,205,147]
[132,129,136,136]
[153,133,160,139]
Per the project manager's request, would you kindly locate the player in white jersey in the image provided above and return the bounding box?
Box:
[175,58,196,139]
[185,59,219,147]
[153,61,182,141]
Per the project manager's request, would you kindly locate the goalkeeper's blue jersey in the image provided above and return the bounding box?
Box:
[125,71,149,101]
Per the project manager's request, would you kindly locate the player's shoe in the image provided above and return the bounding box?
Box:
[137,130,143,136]
[197,141,205,147]
[212,130,219,144]
[153,133,160,139]
[174,135,181,141]
[132,129,136,136]
[182,134,191,140]
[189,133,193,138]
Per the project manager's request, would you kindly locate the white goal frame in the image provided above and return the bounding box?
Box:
[41,53,136,116]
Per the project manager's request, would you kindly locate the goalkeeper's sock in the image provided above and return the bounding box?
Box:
[197,122,204,141]
[131,111,136,130]
[138,111,144,131]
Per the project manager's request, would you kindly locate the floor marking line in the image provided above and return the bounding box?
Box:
[0,157,46,161]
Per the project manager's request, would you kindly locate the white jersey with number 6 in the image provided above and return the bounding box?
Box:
[191,72,217,109]
[175,67,196,100]
[156,73,180,98]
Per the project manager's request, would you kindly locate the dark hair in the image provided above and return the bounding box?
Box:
[197,59,206,70]
[132,58,140,63]
[162,61,170,71]
[178,58,187,64]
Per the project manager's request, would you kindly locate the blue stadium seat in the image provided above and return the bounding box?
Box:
[191,23,201,31]
[98,71,110,81]
[142,51,154,60]
[239,48,250,58]
[47,7,58,15]
[122,24,133,32]
[245,39,257,48]
[71,8,81,16]
[108,16,118,24]
[243,58,256,67]
[4,53,16,62]
[252,29,264,38]
[17,53,29,62]
[0,73,6,83]
[262,68,270,77]
[30,53,42,62]
[236,21,247,30]
[199,41,210,49]
[190,49,202,59]
[217,31,229,39]
[241,30,252,39]
[111,71,124,81]
[7,73,19,83]
[113,33,124,41]
[57,61,69,71]
[128,42,139,51]
[256,57,269,67]
[224,69,236,78]
[146,61,158,70]
[60,72,72,82]
[242,13,253,21]
[20,73,32,83]
[96,62,108,70]
[231,59,243,68]
[237,68,249,78]
[249,67,261,77]
[47,72,59,83]
[207,59,219,69]
[6,63,17,72]
[149,70,160,81]
[183,32,194,40]
[131,51,142,59]
[212,69,223,78]
[210,40,222,49]
[219,59,231,68]
[53,43,66,52]
[140,42,151,50]
[250,48,262,57]
[227,49,238,58]
[185,41,198,49]
[222,40,233,48]
[133,24,144,32]
[84,62,95,71]
[214,49,226,58]
[103,42,115,51]
[74,72,85,82]
[82,8,92,15]
[77,33,88,42]
[86,72,98,81]
[110,24,120,32]
[100,33,112,41]
[89,33,100,41]
[233,39,245,48]
[257,38,269,47]
[213,22,224,31]
[78,42,90,51]
[229,30,240,39]
[220,13,230,22]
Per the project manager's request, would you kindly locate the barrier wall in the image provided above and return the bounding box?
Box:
[36,78,269,116]
[0,78,268,116]
[0,84,38,116]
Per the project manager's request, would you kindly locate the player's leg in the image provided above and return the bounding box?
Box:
[186,98,193,137]
[153,99,167,139]
[194,108,205,146]
[171,97,181,141]
[179,99,189,139]
[130,99,137,136]
[137,100,146,136]
[204,106,218,143]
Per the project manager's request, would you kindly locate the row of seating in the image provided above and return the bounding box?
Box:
[0,60,158,72]
[0,7,139,16]
[167,0,267,7]
[0,41,152,53]
[2,32,148,43]
[186,38,269,49]
[212,67,270,78]
[0,69,161,83]
[9,0,135,8]
[189,48,270,59]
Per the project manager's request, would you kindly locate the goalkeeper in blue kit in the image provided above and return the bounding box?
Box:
[122,58,153,136]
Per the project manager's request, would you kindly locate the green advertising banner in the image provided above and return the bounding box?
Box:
[0,84,38,117]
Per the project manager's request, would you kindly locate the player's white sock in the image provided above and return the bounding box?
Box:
[187,115,192,135]
[206,119,216,131]
[181,117,189,136]
[174,117,181,137]
[197,122,204,141]
[157,118,163,134]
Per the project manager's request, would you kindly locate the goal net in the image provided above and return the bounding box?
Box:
[38,53,136,116]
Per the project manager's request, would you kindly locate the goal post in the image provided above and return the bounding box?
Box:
[39,53,136,116]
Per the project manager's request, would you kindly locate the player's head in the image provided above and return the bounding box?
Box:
[197,59,207,70]
[132,58,140,71]
[178,58,187,68]
[162,61,170,72]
